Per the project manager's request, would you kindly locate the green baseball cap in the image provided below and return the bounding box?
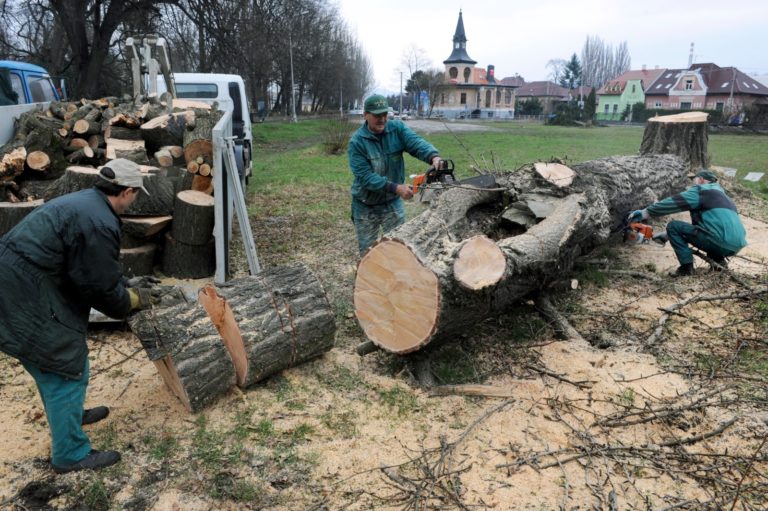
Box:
[688,169,718,182]
[364,94,389,114]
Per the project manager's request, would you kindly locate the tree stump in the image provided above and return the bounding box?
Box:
[198,263,336,388]
[639,112,709,170]
[354,154,688,354]
[0,199,44,236]
[171,190,215,245]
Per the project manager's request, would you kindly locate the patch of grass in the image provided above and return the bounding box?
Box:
[91,423,118,450]
[209,473,265,502]
[142,430,179,461]
[271,375,307,411]
[320,409,358,439]
[315,364,367,393]
[616,388,636,407]
[577,267,610,288]
[738,349,768,377]
[377,386,419,417]
[191,414,245,469]
[80,476,111,511]
[432,346,480,384]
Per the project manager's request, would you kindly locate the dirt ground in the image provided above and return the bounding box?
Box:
[1,176,767,510]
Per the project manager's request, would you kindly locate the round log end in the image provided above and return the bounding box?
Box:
[354,239,439,354]
[454,235,506,290]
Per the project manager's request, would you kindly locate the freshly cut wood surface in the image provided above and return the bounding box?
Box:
[648,111,708,123]
[172,99,211,110]
[534,162,575,188]
[354,239,439,354]
[454,235,506,290]
[105,137,146,160]
[198,286,249,386]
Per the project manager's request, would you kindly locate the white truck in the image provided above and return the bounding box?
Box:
[158,73,253,183]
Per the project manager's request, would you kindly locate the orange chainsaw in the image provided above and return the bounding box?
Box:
[623,222,654,244]
[411,159,455,195]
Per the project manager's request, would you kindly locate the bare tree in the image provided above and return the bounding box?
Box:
[546,58,567,84]
[580,35,631,88]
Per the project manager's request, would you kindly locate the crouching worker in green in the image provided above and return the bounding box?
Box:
[0,159,159,473]
[627,169,747,277]
[348,94,442,254]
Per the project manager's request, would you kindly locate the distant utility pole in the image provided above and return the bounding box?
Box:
[399,72,404,114]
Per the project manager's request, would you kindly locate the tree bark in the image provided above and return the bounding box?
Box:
[354,154,688,354]
[162,232,215,278]
[171,190,215,245]
[119,243,157,276]
[0,199,44,236]
[198,263,336,388]
[639,112,709,170]
[140,111,195,153]
[127,299,237,413]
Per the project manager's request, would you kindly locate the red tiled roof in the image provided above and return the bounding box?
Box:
[515,81,569,98]
[598,68,667,95]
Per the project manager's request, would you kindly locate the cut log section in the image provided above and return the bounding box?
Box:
[121,215,172,240]
[162,232,215,278]
[1,147,27,179]
[25,151,51,173]
[640,111,709,170]
[140,111,194,152]
[354,154,689,354]
[171,190,215,245]
[119,243,157,276]
[0,199,44,236]
[198,263,336,388]
[128,300,236,413]
[105,137,147,163]
[191,174,213,194]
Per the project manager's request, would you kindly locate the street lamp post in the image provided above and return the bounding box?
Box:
[289,31,297,123]
[400,71,403,116]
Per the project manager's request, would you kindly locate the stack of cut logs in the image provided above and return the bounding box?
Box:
[0,95,224,278]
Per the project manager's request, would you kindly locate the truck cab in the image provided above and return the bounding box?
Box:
[0,61,60,105]
[159,73,252,184]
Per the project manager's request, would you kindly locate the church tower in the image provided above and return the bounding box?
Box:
[443,10,477,84]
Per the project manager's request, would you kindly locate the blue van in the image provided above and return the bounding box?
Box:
[0,61,61,105]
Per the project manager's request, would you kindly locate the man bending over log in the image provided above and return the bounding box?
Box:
[0,159,158,473]
[627,169,747,277]
[348,94,443,254]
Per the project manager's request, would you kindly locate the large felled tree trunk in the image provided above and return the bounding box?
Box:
[354,154,688,354]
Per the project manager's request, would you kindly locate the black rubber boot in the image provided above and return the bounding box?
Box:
[669,263,694,277]
[709,256,728,271]
[82,406,109,426]
[52,450,121,474]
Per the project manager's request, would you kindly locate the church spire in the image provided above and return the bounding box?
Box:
[443,10,477,65]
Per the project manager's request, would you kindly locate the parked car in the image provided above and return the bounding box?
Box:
[347,108,364,116]
[387,107,395,119]
[399,111,411,120]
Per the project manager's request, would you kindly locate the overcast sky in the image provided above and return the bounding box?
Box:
[334,0,768,95]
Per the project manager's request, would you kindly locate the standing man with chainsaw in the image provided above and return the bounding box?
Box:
[0,159,159,473]
[627,169,747,277]
[348,94,443,254]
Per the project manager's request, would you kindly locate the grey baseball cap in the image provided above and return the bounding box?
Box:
[99,158,150,195]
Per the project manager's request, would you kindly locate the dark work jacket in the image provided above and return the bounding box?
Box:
[348,119,438,205]
[646,183,747,253]
[0,188,132,379]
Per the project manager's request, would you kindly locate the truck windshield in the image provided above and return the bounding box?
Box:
[28,76,57,102]
[176,83,218,98]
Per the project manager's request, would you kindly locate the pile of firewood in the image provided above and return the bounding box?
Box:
[0,94,225,278]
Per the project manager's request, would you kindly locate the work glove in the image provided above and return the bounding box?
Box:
[126,275,161,288]
[128,287,161,310]
[626,209,649,223]
[652,231,668,245]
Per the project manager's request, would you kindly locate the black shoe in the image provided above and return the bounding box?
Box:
[82,406,109,426]
[669,263,694,277]
[709,256,728,271]
[52,449,121,474]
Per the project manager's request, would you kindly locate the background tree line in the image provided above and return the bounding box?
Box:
[0,0,373,116]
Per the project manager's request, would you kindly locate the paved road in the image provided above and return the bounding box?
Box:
[404,119,502,134]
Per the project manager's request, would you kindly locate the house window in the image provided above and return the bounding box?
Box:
[460,93,466,105]
[655,102,662,109]
[715,102,724,111]
[449,67,458,79]
[680,102,692,110]
[440,93,445,105]
[612,104,618,113]
[463,67,471,83]
[685,79,693,90]
[505,90,512,104]
[476,91,481,107]
[604,104,609,114]
[632,84,636,93]
[496,90,501,104]
[485,90,492,108]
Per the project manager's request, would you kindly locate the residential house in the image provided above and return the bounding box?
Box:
[433,10,519,119]
[515,81,569,115]
[596,68,666,121]
[644,64,768,119]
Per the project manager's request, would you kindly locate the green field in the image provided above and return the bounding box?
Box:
[250,119,768,202]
